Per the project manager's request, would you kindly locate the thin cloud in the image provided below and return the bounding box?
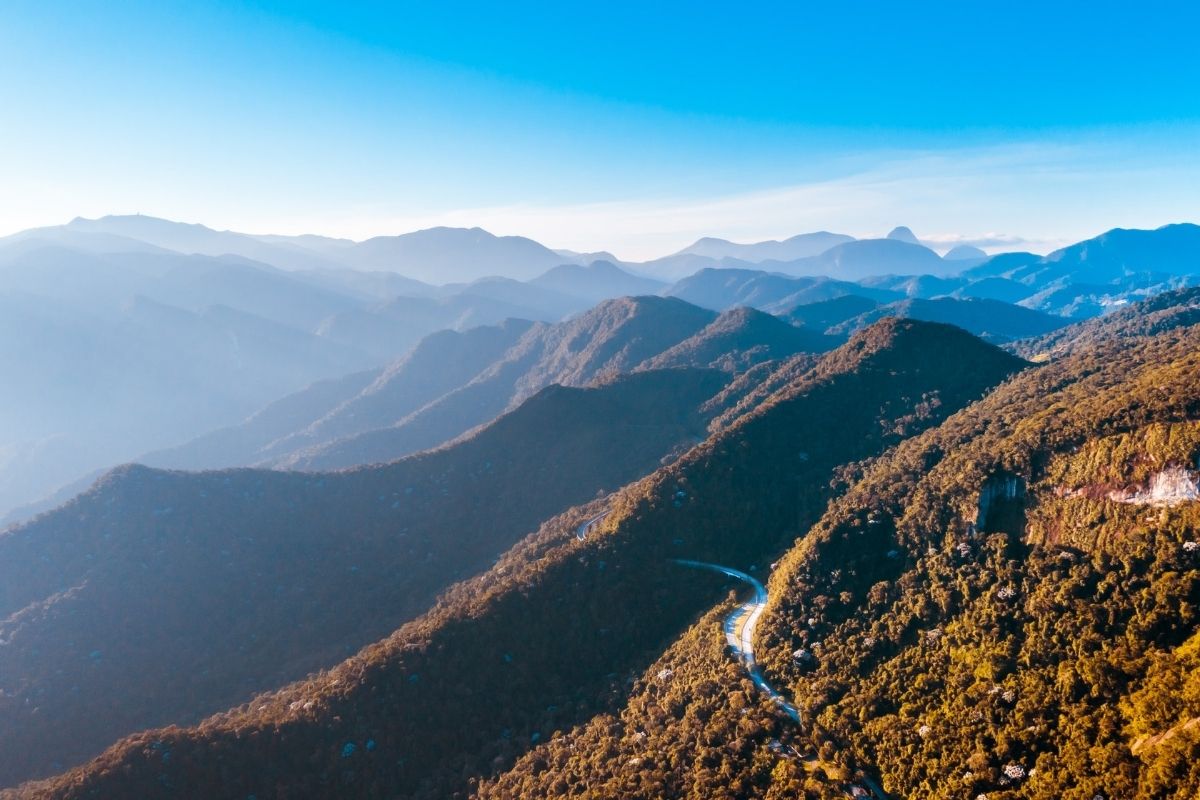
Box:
[286,142,1136,260]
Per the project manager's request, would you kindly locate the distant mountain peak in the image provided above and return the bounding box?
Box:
[943,244,988,260]
[886,226,921,245]
[669,231,854,266]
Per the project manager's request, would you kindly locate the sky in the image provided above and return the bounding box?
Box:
[2,0,1199,259]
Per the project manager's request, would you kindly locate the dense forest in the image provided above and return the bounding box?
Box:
[469,291,1200,800]
[8,290,1200,800]
[0,367,728,787]
[7,319,1024,799]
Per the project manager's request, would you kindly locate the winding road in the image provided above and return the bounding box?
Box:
[672,559,802,723]
[673,558,891,800]
[576,509,610,540]
[577,512,889,798]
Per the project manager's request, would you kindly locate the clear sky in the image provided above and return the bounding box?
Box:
[2,0,1199,258]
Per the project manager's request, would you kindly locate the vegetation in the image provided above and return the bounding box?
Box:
[639,306,835,372]
[0,367,727,788]
[827,296,1069,344]
[1012,286,1200,360]
[8,319,1024,799]
[750,321,1200,798]
[454,296,1200,800]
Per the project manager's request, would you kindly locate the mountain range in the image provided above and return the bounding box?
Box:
[4,316,1033,799]
[2,214,1200,798]
[2,218,1199,524]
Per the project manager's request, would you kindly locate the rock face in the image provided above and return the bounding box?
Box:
[974,472,1027,534]
[1112,466,1200,506]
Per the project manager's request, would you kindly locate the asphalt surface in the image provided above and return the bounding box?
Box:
[673,558,891,799]
[672,559,801,723]
[575,509,610,540]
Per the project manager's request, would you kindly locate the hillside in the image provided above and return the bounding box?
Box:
[11,319,1027,799]
[638,307,835,371]
[1012,286,1200,360]
[530,260,665,302]
[144,298,817,479]
[829,296,1070,344]
[278,296,719,470]
[0,367,727,788]
[783,294,880,329]
[663,268,901,312]
[313,290,574,362]
[483,294,1200,799]
[752,317,1200,798]
[779,239,950,280]
[672,232,853,263]
[344,227,574,282]
[143,320,534,471]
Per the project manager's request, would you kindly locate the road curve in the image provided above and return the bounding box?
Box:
[673,558,891,800]
[672,559,801,724]
[576,510,611,540]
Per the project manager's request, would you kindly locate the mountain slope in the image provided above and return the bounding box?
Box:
[663,268,900,312]
[783,294,880,329]
[638,306,835,371]
[673,232,853,263]
[342,227,573,282]
[750,317,1200,799]
[779,238,950,279]
[1012,286,1200,360]
[0,367,728,788]
[280,296,719,470]
[478,285,1200,800]
[530,260,665,302]
[1032,222,1200,283]
[13,320,1027,799]
[829,296,1071,344]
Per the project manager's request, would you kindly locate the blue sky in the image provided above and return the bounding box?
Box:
[2,1,1198,258]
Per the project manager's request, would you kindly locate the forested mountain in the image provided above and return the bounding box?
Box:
[783,294,881,330]
[9,1,1200,793]
[663,269,902,312]
[779,295,1069,346]
[0,225,651,517]
[41,297,839,500]
[828,296,1070,344]
[1012,286,1200,360]
[477,289,1200,799]
[638,307,836,371]
[530,261,666,302]
[274,296,723,470]
[143,319,537,471]
[6,215,1200,799]
[0,367,728,788]
[7,319,1025,799]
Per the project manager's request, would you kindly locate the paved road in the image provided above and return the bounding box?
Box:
[672,559,801,723]
[673,558,891,799]
[575,509,610,540]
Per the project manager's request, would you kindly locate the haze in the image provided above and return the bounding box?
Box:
[5,4,1200,799]
[3,1,1199,257]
